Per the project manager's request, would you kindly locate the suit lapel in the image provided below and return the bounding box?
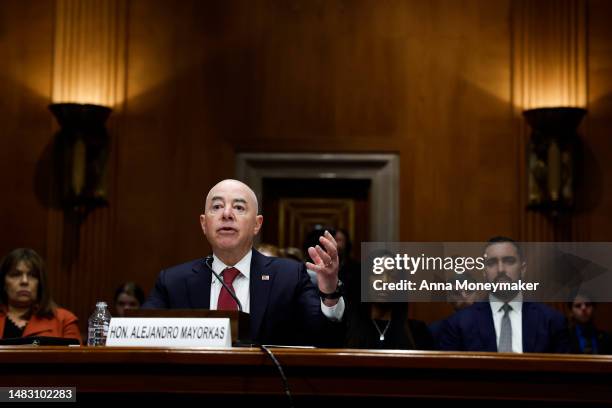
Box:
[478,303,498,352]
[522,302,538,352]
[188,260,212,309]
[249,249,273,340]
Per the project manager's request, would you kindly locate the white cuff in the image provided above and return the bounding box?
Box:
[320,296,345,322]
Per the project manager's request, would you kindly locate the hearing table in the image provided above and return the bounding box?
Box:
[0,346,609,404]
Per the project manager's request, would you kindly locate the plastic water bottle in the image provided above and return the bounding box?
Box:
[87,301,112,346]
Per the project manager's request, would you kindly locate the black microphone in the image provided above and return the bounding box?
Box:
[205,257,293,405]
[204,255,243,312]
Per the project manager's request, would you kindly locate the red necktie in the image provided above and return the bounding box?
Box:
[217,267,240,310]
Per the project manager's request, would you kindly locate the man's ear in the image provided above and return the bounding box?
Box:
[200,214,207,236]
[253,215,263,235]
[520,261,527,279]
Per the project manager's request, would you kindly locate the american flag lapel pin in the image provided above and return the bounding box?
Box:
[261,274,270,281]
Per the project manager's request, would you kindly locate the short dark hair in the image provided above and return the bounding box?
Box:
[0,248,56,318]
[567,289,594,309]
[114,282,145,306]
[485,236,525,261]
[303,226,336,262]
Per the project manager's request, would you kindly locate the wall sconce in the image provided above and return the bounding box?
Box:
[49,103,112,215]
[523,107,586,216]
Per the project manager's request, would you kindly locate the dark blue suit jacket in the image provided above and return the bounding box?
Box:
[438,301,570,353]
[143,249,336,346]
[428,318,445,350]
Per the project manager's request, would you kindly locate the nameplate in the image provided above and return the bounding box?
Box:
[105,318,232,347]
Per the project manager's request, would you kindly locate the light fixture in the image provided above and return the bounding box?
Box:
[49,103,112,215]
[523,107,586,216]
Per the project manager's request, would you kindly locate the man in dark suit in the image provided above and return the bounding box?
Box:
[438,237,570,353]
[429,273,482,349]
[143,179,345,346]
[568,292,612,354]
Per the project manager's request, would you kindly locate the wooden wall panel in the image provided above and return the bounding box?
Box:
[577,0,612,332]
[582,0,612,242]
[112,0,236,295]
[196,0,516,243]
[0,1,54,258]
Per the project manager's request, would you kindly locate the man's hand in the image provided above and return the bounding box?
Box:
[306,230,340,306]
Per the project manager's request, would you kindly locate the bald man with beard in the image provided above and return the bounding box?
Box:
[143,179,345,346]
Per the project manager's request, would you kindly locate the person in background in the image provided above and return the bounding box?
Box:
[334,228,361,308]
[113,282,146,317]
[345,252,433,350]
[568,291,612,354]
[439,237,569,353]
[345,302,434,350]
[0,248,81,343]
[281,247,304,263]
[429,273,482,348]
[256,243,280,257]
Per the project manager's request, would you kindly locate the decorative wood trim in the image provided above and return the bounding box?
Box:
[278,198,355,248]
[236,153,400,242]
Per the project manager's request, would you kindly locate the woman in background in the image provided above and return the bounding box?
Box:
[345,301,435,350]
[0,248,81,343]
[113,282,145,317]
[345,250,434,350]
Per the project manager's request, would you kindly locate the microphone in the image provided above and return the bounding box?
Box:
[205,258,292,405]
[204,255,243,312]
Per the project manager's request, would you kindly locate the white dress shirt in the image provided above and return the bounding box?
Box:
[210,251,252,312]
[209,250,345,321]
[489,292,523,353]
